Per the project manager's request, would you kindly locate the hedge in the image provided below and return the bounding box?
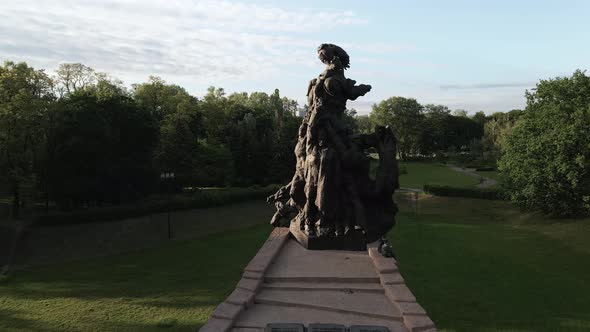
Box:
[423,184,504,200]
[33,185,280,226]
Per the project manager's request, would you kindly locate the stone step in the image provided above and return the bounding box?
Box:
[264,276,381,284]
[233,304,407,331]
[262,281,383,293]
[255,288,402,321]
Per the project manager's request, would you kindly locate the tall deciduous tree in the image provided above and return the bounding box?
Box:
[0,61,53,217]
[370,97,424,159]
[499,70,590,217]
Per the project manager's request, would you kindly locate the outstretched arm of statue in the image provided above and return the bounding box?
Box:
[345,78,371,100]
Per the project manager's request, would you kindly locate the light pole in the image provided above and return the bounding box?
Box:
[160,172,175,240]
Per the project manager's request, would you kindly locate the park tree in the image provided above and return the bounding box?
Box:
[471,111,488,126]
[0,61,54,217]
[482,110,522,162]
[54,63,96,97]
[370,97,424,159]
[453,109,468,118]
[133,76,197,123]
[499,70,590,217]
[355,114,372,134]
[419,104,451,155]
[44,90,158,209]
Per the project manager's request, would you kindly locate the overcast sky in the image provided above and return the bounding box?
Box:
[1,0,589,114]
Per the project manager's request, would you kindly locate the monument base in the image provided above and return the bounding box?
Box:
[289,219,367,251]
[200,228,437,332]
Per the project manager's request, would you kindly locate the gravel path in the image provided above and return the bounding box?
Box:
[447,165,498,189]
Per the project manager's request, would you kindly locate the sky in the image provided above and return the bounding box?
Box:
[1,0,589,114]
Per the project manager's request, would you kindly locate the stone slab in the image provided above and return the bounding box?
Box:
[200,317,233,332]
[265,241,378,281]
[211,302,244,320]
[384,284,417,303]
[226,288,255,307]
[403,315,435,332]
[233,304,408,332]
[263,281,383,293]
[237,277,263,292]
[368,248,399,273]
[244,228,290,273]
[380,272,405,285]
[395,301,427,316]
[256,288,402,320]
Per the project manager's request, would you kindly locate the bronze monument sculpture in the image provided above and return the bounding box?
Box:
[268,43,399,250]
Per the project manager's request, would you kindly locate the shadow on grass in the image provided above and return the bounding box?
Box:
[0,224,270,331]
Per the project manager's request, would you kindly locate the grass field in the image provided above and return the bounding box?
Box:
[1,194,589,331]
[0,224,270,332]
[399,161,480,189]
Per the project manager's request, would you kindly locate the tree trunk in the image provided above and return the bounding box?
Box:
[11,182,20,219]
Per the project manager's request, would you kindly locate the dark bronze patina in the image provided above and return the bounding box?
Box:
[268,44,399,250]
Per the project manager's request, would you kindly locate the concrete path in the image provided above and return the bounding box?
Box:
[201,228,436,332]
[447,165,497,189]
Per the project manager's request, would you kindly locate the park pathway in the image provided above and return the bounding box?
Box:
[447,165,497,189]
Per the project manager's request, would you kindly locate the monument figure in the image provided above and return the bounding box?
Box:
[268,43,399,250]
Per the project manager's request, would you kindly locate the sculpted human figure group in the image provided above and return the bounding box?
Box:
[268,44,399,248]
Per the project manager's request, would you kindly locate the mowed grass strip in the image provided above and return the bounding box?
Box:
[399,162,480,189]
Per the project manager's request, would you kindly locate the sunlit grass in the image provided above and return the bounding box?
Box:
[399,162,480,189]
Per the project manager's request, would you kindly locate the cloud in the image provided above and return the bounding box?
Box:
[0,0,365,83]
[440,82,535,90]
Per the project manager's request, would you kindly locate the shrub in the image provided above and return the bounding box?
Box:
[423,184,503,200]
[33,185,280,226]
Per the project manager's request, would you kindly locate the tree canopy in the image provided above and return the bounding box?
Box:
[499,70,590,217]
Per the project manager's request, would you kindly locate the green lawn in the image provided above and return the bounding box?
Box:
[399,162,480,189]
[390,195,590,332]
[1,197,589,332]
[0,224,270,332]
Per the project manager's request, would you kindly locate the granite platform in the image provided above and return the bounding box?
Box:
[200,228,436,332]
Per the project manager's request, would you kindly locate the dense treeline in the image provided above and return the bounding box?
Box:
[0,61,300,216]
[367,96,519,164]
[2,61,588,218]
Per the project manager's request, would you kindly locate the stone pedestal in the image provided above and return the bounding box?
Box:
[200,228,436,332]
[289,219,367,251]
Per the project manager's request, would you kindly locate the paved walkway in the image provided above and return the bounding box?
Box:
[447,165,497,189]
[201,228,436,332]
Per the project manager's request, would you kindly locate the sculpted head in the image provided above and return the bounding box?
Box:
[317,43,350,70]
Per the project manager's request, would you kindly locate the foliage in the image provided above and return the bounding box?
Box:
[370,96,424,158]
[0,61,54,217]
[370,100,484,159]
[482,109,523,162]
[42,91,158,209]
[499,70,590,217]
[423,184,502,200]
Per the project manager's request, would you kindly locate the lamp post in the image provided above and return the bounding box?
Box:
[160,172,175,240]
